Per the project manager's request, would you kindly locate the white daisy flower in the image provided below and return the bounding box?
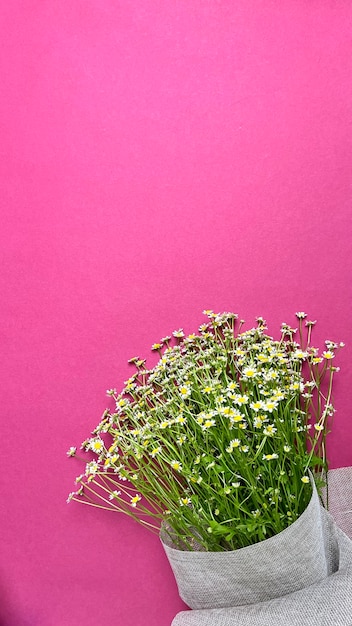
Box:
[242,367,257,379]
[109,490,121,500]
[263,425,277,436]
[130,494,142,507]
[170,460,183,472]
[250,400,265,412]
[226,439,241,453]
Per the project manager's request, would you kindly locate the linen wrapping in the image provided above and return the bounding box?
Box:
[162,466,352,626]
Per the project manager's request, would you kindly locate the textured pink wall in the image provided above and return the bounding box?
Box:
[1,2,352,625]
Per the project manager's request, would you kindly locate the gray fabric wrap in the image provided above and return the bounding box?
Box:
[161,466,352,626]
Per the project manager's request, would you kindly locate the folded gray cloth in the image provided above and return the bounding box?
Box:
[162,467,352,626]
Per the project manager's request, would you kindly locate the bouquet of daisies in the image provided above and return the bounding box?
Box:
[68,312,352,626]
[67,311,343,552]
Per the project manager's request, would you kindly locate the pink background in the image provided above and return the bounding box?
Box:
[1,2,352,625]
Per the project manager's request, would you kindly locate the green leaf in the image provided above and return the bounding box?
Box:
[308,456,327,469]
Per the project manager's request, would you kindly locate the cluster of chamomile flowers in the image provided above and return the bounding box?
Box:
[67,311,343,551]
